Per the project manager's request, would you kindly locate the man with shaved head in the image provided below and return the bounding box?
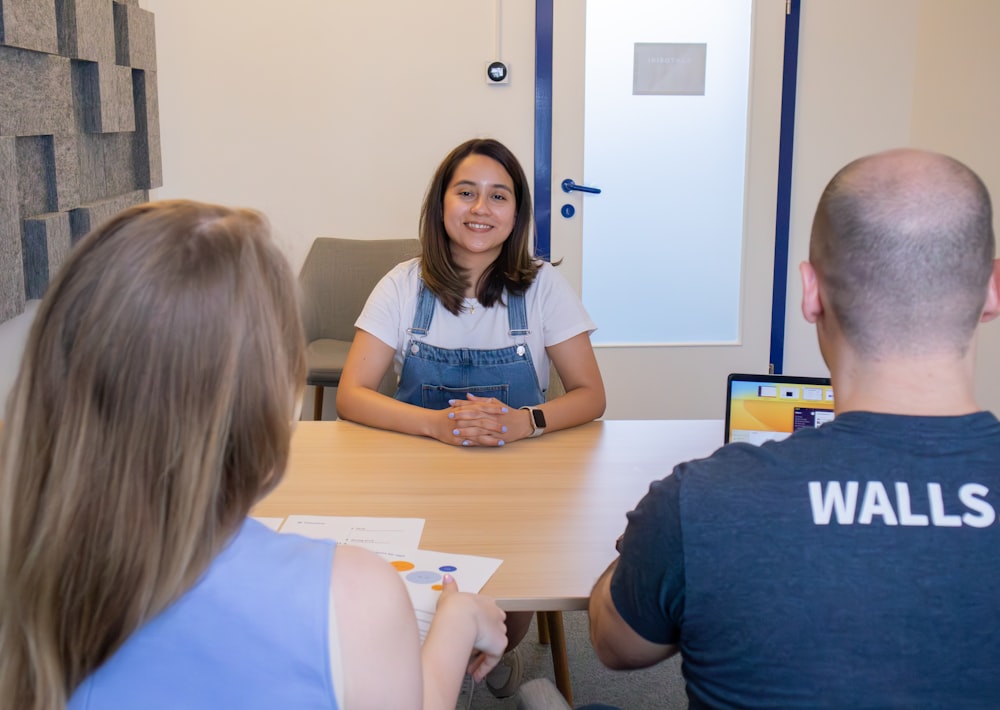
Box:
[588,149,1000,708]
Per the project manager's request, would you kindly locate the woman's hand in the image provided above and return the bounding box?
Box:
[435,575,508,682]
[440,395,532,447]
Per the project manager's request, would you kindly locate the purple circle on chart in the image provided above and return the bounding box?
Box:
[406,570,442,585]
[439,565,458,572]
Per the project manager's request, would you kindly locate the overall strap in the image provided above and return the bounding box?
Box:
[411,280,530,340]
[507,290,530,339]
[409,281,437,336]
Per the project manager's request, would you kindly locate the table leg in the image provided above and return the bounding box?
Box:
[313,386,324,421]
[544,611,573,705]
[537,610,551,644]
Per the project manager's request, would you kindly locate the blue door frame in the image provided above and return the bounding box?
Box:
[534,0,555,264]
[532,0,801,373]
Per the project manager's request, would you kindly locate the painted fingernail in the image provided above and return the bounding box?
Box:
[453,429,461,436]
[443,573,454,584]
[501,407,509,413]
[448,412,455,419]
[448,399,457,405]
[462,440,471,446]
[498,440,505,446]
[501,425,508,433]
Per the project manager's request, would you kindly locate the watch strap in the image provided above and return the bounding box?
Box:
[520,406,546,437]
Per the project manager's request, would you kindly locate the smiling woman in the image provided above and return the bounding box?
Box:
[419,139,537,317]
[336,137,605,450]
[335,137,607,699]
[442,154,517,266]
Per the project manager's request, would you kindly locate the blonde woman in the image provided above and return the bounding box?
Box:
[0,201,506,710]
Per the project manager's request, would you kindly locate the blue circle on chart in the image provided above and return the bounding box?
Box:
[406,570,442,584]
[439,565,458,572]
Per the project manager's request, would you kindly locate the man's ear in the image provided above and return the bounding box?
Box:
[800,261,823,324]
[981,258,1000,323]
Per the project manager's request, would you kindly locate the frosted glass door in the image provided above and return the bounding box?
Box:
[581,0,753,345]
[549,0,786,419]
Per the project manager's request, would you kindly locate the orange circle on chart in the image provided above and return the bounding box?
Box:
[391,561,415,572]
[431,584,443,591]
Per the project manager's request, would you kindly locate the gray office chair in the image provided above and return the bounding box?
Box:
[299,237,421,420]
[546,361,566,401]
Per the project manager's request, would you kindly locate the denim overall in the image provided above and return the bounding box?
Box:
[394,283,545,410]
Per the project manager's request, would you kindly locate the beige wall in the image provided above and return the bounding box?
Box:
[143,0,537,274]
[910,1,1000,412]
[1,1,997,416]
[782,0,1000,414]
[781,0,920,380]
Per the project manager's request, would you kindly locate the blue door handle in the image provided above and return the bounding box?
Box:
[561,178,602,195]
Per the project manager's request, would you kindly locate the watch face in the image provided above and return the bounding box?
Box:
[531,408,546,429]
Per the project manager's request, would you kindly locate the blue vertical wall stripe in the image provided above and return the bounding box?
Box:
[534,0,554,262]
[769,0,801,374]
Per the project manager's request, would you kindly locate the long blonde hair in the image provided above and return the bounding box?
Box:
[0,200,306,710]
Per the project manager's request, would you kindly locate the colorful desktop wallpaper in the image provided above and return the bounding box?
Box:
[727,379,835,443]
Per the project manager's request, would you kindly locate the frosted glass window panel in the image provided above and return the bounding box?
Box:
[582,0,753,345]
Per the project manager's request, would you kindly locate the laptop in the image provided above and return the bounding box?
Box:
[724,373,835,445]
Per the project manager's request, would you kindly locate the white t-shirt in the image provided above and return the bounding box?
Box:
[355,258,596,391]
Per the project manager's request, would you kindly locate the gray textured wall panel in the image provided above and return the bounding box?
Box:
[58,0,116,63]
[101,133,136,196]
[133,69,162,188]
[52,134,81,210]
[76,132,106,203]
[0,138,27,321]
[0,0,59,54]
[0,49,74,137]
[69,190,147,242]
[114,4,156,71]
[77,133,138,203]
[23,211,72,299]
[15,135,53,216]
[0,1,158,322]
[81,62,136,134]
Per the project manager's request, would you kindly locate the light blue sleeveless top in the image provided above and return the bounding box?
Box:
[69,518,339,710]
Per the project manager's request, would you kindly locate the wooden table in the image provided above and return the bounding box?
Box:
[253,419,723,702]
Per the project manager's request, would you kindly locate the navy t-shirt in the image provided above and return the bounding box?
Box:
[611,411,1000,709]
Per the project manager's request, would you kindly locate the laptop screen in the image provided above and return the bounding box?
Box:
[724,373,835,445]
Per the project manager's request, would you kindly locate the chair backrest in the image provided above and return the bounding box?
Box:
[546,361,565,401]
[299,237,421,343]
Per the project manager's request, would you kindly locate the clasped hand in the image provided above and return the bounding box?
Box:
[438,393,522,447]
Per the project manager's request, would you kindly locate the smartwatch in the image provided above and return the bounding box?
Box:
[520,406,547,438]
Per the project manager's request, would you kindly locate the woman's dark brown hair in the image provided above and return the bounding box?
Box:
[419,138,540,314]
